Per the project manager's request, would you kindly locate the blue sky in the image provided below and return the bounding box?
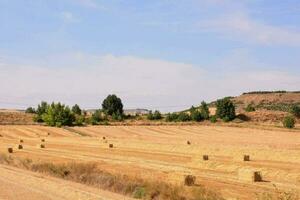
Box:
[0,0,300,111]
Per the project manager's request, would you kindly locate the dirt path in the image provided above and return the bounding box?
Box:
[0,164,132,200]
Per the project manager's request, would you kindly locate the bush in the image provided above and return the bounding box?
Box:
[177,112,191,122]
[72,104,82,115]
[133,187,146,199]
[200,101,210,120]
[147,110,162,120]
[25,107,36,114]
[165,113,179,122]
[245,104,256,112]
[283,116,295,129]
[102,94,123,116]
[291,105,300,118]
[210,116,217,123]
[42,102,75,127]
[190,110,203,122]
[74,115,85,126]
[90,110,105,124]
[112,111,124,121]
[216,98,236,121]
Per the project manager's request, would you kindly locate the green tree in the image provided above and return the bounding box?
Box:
[199,101,210,120]
[177,112,191,122]
[25,107,36,114]
[148,110,162,120]
[34,101,48,122]
[216,98,236,121]
[102,94,123,116]
[283,116,295,129]
[190,110,203,122]
[72,104,82,115]
[165,113,179,122]
[290,105,300,118]
[42,102,75,127]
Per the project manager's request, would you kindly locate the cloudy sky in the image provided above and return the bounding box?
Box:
[0,0,300,111]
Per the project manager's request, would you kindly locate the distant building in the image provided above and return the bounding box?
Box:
[124,109,150,116]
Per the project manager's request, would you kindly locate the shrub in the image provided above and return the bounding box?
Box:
[147,110,162,120]
[245,104,256,112]
[133,187,146,199]
[90,110,103,124]
[283,116,295,129]
[291,105,300,118]
[25,107,36,114]
[200,101,210,120]
[72,104,82,115]
[112,111,124,121]
[216,98,236,121]
[210,116,217,123]
[177,112,191,122]
[102,94,123,116]
[190,110,203,122]
[74,115,85,126]
[165,113,179,122]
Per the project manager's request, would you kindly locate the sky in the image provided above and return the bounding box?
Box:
[0,0,300,111]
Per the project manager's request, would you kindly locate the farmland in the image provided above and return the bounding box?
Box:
[0,124,300,199]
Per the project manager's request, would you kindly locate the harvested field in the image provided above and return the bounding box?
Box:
[0,125,300,199]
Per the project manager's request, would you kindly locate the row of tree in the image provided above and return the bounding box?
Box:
[26,94,124,127]
[147,98,236,123]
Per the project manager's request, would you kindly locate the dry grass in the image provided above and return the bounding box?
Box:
[0,154,224,200]
[256,185,299,200]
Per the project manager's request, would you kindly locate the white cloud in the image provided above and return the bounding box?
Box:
[0,53,299,111]
[200,12,300,46]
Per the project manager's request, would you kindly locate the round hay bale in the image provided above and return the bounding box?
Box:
[18,144,23,149]
[243,155,250,161]
[41,139,45,142]
[20,139,24,143]
[184,175,196,186]
[39,144,45,148]
[187,141,191,145]
[102,136,106,140]
[7,148,13,153]
[47,132,50,136]
[203,155,209,161]
[109,144,114,148]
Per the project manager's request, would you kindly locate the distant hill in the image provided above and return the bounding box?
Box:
[233,91,300,112]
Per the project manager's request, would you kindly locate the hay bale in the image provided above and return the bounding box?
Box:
[18,144,23,149]
[7,148,13,153]
[47,132,50,136]
[203,155,209,161]
[39,144,45,148]
[184,175,196,186]
[187,141,191,145]
[109,144,114,148]
[238,169,262,182]
[0,134,3,137]
[243,155,250,161]
[20,139,24,143]
[41,139,45,142]
[102,136,106,140]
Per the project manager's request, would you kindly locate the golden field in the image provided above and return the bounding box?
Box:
[0,124,300,199]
